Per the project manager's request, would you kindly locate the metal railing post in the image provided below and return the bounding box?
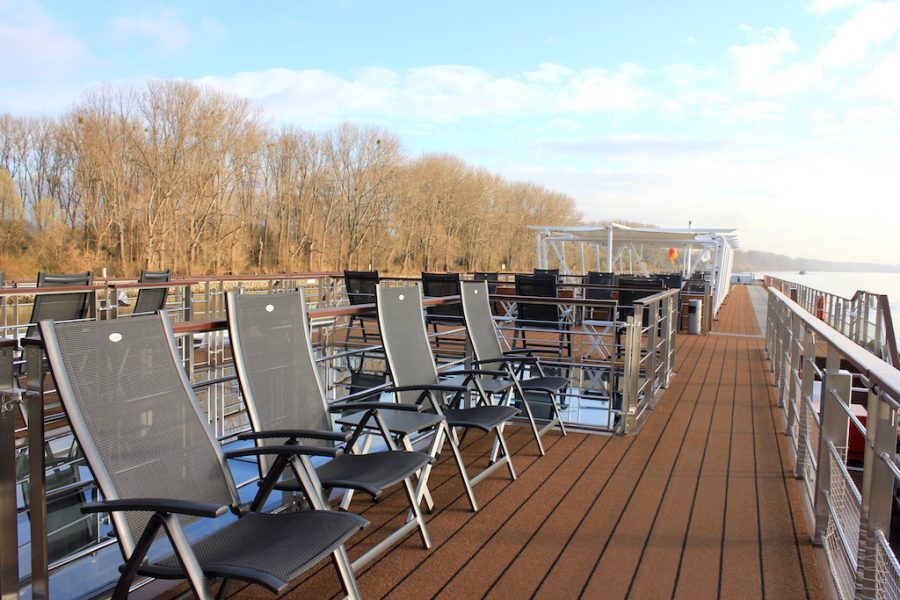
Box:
[660,296,673,388]
[25,344,48,600]
[786,314,801,435]
[856,387,897,599]
[0,342,20,600]
[621,315,640,435]
[646,302,658,402]
[795,326,815,478]
[813,369,851,544]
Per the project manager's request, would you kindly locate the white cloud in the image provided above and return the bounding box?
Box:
[816,1,900,65]
[808,0,866,16]
[861,46,900,101]
[729,28,822,96]
[198,63,651,127]
[111,9,193,54]
[727,100,785,121]
[0,0,94,81]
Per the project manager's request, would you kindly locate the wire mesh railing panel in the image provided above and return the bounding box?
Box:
[875,529,900,600]
[823,441,860,600]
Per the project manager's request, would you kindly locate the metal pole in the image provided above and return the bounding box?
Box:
[0,343,20,600]
[25,344,48,600]
[795,326,815,478]
[606,225,613,272]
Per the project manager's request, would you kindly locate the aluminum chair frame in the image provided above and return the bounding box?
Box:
[368,284,520,512]
[40,313,366,600]
[460,281,567,456]
[226,290,433,572]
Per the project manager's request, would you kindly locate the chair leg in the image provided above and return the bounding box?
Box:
[332,545,362,600]
[402,434,436,513]
[159,513,215,600]
[215,578,231,600]
[339,434,374,511]
[509,383,546,456]
[495,426,517,481]
[444,423,479,511]
[401,475,431,549]
[112,517,164,600]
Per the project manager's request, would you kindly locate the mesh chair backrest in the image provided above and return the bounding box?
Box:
[27,271,94,337]
[344,271,379,306]
[227,291,332,476]
[618,277,665,322]
[376,284,439,406]
[515,274,559,326]
[132,269,171,315]
[460,281,505,371]
[585,272,615,300]
[41,314,238,558]
[534,268,559,278]
[654,273,683,290]
[473,272,499,294]
[421,272,462,319]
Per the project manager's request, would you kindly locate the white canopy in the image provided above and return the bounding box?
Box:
[530,223,739,316]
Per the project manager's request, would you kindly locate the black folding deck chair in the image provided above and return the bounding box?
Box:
[460,281,567,455]
[26,271,95,338]
[226,290,433,572]
[355,284,520,512]
[131,269,171,315]
[421,272,465,350]
[513,273,573,358]
[40,314,366,599]
[343,270,379,345]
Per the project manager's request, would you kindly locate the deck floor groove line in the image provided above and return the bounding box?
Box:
[262,428,536,599]
[271,428,542,600]
[716,337,741,600]
[426,434,601,599]
[527,333,722,600]
[670,335,732,599]
[368,431,572,600]
[755,335,818,599]
[579,335,725,599]
[750,338,768,600]
[622,335,725,598]
[445,435,617,598]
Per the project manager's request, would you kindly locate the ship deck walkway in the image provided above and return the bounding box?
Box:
[166,286,827,599]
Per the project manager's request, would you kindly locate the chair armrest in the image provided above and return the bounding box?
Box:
[329,401,425,413]
[237,429,350,443]
[225,444,341,460]
[473,355,540,365]
[81,499,229,518]
[440,368,509,378]
[385,384,470,394]
[337,385,390,404]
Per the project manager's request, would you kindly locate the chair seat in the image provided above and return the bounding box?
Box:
[275,450,432,497]
[150,510,366,594]
[444,405,519,432]
[336,408,444,435]
[519,376,568,393]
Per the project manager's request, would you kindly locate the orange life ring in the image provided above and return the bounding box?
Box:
[816,295,826,320]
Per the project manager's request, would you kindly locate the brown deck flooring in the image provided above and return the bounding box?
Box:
[208,286,825,599]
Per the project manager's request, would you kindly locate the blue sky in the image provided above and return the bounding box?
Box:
[2,0,899,263]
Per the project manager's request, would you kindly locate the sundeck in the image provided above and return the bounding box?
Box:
[1,250,898,599]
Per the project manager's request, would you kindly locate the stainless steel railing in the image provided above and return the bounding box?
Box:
[765,275,898,368]
[767,286,900,600]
